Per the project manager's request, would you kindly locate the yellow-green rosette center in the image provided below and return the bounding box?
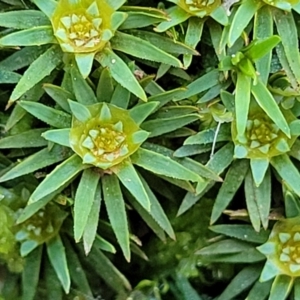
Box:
[51,0,114,53]
[178,0,221,17]
[69,102,149,169]
[258,217,300,278]
[232,107,296,159]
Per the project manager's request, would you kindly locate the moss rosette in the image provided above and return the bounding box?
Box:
[70,103,148,169]
[258,217,300,278]
[232,107,296,159]
[15,204,68,247]
[174,0,221,17]
[50,0,115,53]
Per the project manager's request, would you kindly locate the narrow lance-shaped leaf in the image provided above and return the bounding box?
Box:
[0,128,48,149]
[129,102,159,125]
[42,129,71,147]
[22,246,42,300]
[8,45,62,106]
[18,101,71,129]
[111,31,183,68]
[228,0,261,46]
[251,78,290,137]
[46,235,71,294]
[245,169,262,232]
[83,184,102,255]
[235,72,251,137]
[0,10,50,29]
[0,145,72,182]
[211,159,249,224]
[70,64,97,104]
[74,169,100,242]
[102,174,130,261]
[0,26,55,46]
[269,275,294,300]
[29,154,85,204]
[63,238,93,298]
[96,49,147,101]
[131,148,201,182]
[113,159,150,211]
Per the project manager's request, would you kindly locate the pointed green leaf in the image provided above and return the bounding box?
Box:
[210,5,228,26]
[96,48,147,101]
[63,238,93,298]
[111,11,127,30]
[18,101,71,128]
[102,174,130,261]
[274,10,300,84]
[43,84,72,113]
[70,64,97,104]
[155,6,190,32]
[174,69,220,101]
[113,160,150,211]
[184,123,231,145]
[253,6,273,84]
[29,154,85,203]
[74,169,100,242]
[124,186,167,241]
[245,170,262,231]
[0,145,72,182]
[42,129,71,147]
[0,70,21,84]
[32,0,57,18]
[197,239,252,255]
[75,53,95,79]
[131,29,199,56]
[0,128,47,149]
[246,280,272,300]
[236,72,251,137]
[228,0,261,46]
[96,68,114,103]
[68,100,91,122]
[86,247,131,293]
[0,10,50,29]
[142,114,199,137]
[46,235,71,294]
[0,26,55,46]
[131,148,200,182]
[183,17,203,68]
[94,235,116,253]
[250,158,269,187]
[251,78,290,137]
[129,102,159,125]
[211,159,249,224]
[218,266,261,300]
[271,154,300,196]
[110,83,130,108]
[43,259,63,300]
[22,246,42,300]
[284,190,300,218]
[245,36,280,61]
[8,45,62,104]
[83,185,102,255]
[210,224,269,243]
[112,31,183,68]
[269,275,293,300]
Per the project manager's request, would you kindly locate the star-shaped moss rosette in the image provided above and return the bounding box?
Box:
[175,95,300,231]
[155,0,228,68]
[225,0,300,89]
[257,217,300,281]
[0,68,216,262]
[0,0,197,107]
[195,190,300,299]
